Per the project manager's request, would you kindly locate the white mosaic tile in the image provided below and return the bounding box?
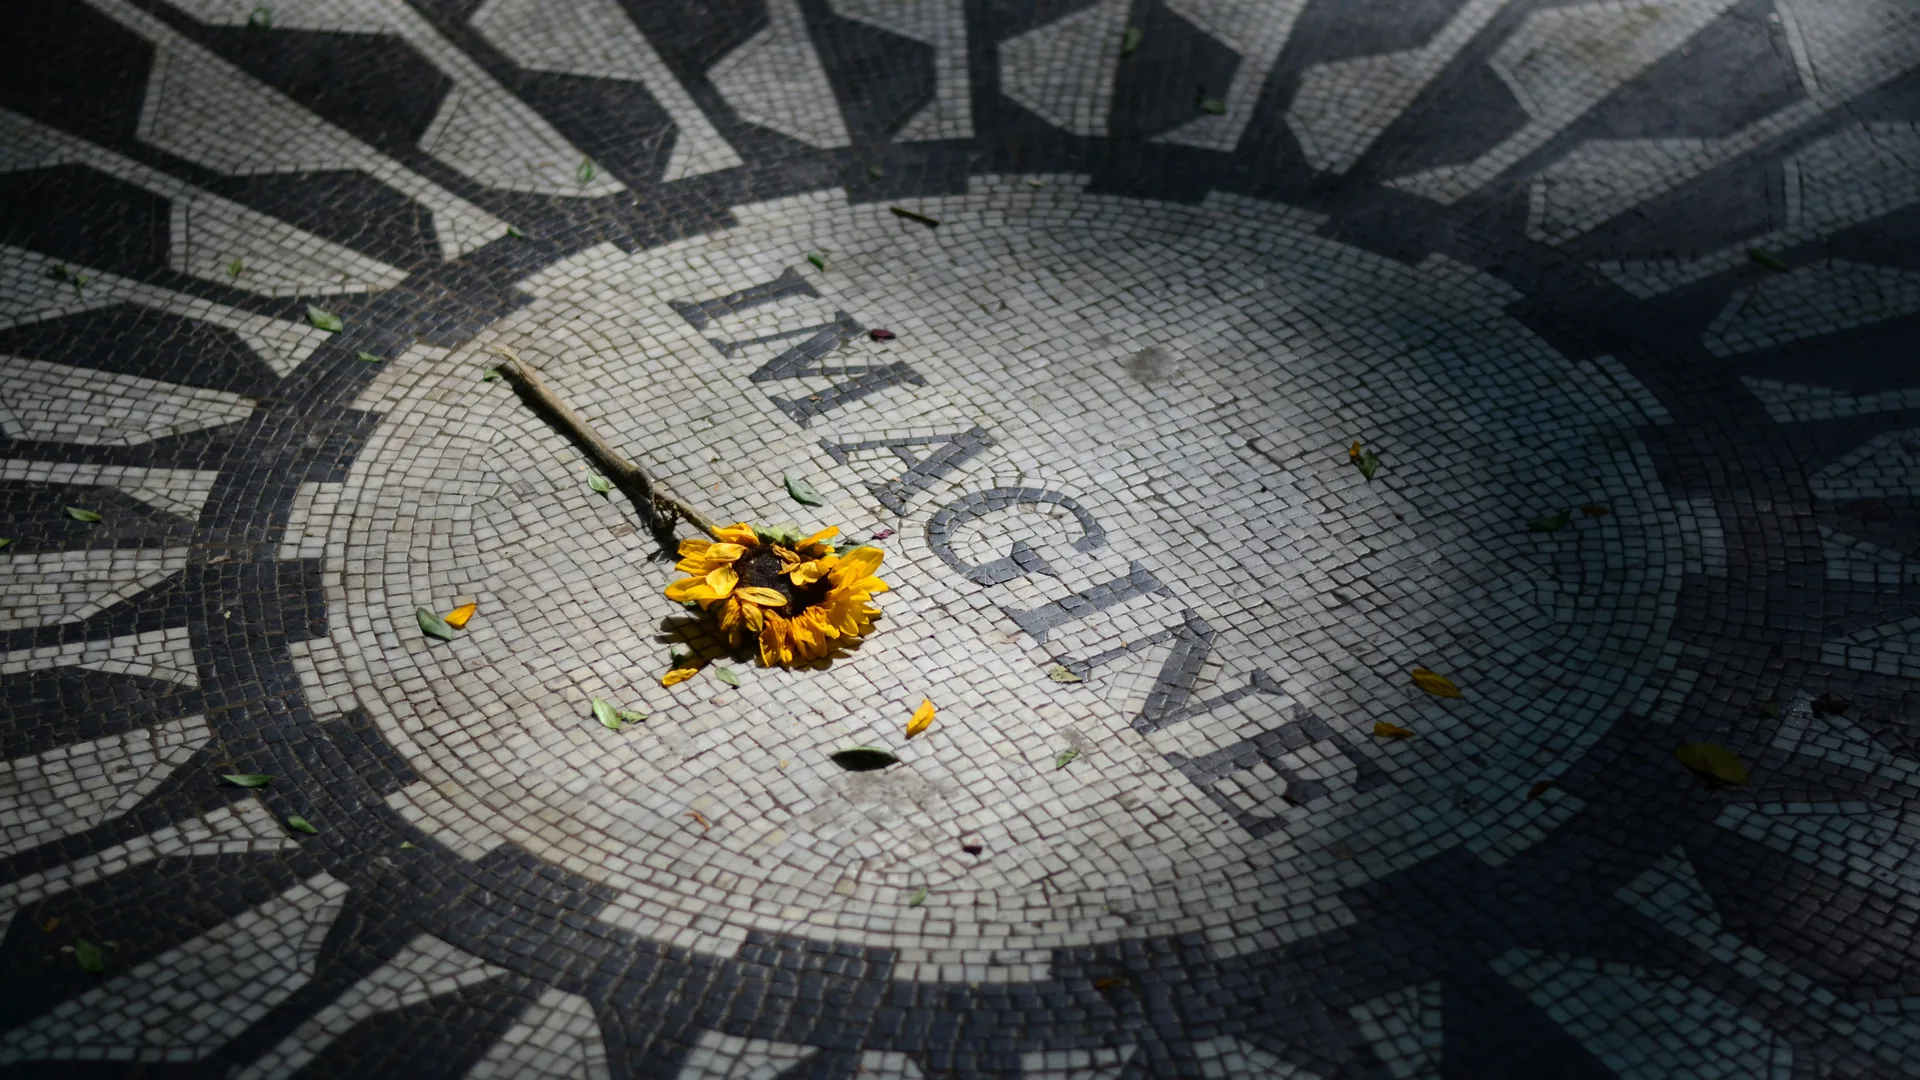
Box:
[1526,0,1920,244]
[82,0,507,258]
[676,1031,816,1080]
[1598,122,1920,296]
[1743,377,1920,424]
[709,0,852,149]
[0,625,200,688]
[0,108,407,296]
[1287,0,1512,174]
[1154,0,1311,152]
[998,0,1130,137]
[0,873,348,1065]
[0,461,220,520]
[853,1049,927,1079]
[1190,1035,1322,1079]
[0,714,212,859]
[1018,1045,1137,1080]
[1392,0,1738,204]
[0,548,189,630]
[0,799,297,940]
[831,0,973,142]
[235,934,509,1080]
[470,0,741,180]
[1700,260,1920,357]
[307,185,1698,970]
[466,986,609,1080]
[1347,981,1442,1080]
[0,355,254,447]
[1492,948,1796,1080]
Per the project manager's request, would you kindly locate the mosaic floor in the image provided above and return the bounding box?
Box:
[2,0,1919,1076]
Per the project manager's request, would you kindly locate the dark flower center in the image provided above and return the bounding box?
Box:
[739,548,832,613]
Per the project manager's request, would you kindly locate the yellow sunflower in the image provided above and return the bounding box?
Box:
[664,522,889,672]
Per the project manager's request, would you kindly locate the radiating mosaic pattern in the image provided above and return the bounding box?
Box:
[2,0,1918,1076]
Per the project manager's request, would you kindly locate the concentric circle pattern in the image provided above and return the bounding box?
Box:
[2,0,1918,1078]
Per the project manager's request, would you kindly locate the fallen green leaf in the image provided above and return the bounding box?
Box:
[306,304,343,333]
[1055,747,1080,770]
[867,164,885,178]
[1675,742,1749,785]
[1357,449,1381,480]
[400,840,416,848]
[1748,247,1790,273]
[588,473,613,495]
[65,506,102,523]
[830,746,899,772]
[286,814,318,834]
[221,774,272,787]
[1199,97,1226,115]
[0,538,10,549]
[1121,26,1143,55]
[807,251,825,270]
[907,886,928,907]
[227,258,245,278]
[592,698,621,730]
[74,938,104,973]
[785,476,827,506]
[576,157,596,184]
[715,666,740,687]
[357,351,383,363]
[1759,699,1781,719]
[248,5,272,28]
[481,367,502,382]
[616,707,647,724]
[1048,664,1083,683]
[416,606,456,641]
[505,224,526,238]
[1528,510,1572,533]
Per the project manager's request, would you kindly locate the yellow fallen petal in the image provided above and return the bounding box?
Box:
[833,547,884,582]
[1373,721,1415,739]
[1410,668,1462,698]
[443,602,477,629]
[677,538,712,558]
[706,565,738,597]
[906,699,935,738]
[664,578,718,603]
[736,586,788,608]
[662,666,699,687]
[1348,440,1363,462]
[801,526,840,547]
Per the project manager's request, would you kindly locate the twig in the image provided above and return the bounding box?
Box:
[493,355,720,540]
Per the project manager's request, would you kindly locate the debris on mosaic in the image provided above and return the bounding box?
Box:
[784,475,827,506]
[1410,668,1462,698]
[906,699,936,738]
[667,525,890,670]
[1048,664,1083,683]
[416,606,456,641]
[830,746,899,772]
[1373,722,1415,739]
[1675,742,1749,785]
[444,602,478,629]
[907,886,928,907]
[687,810,711,833]
[1528,509,1572,532]
[285,814,318,834]
[889,206,940,228]
[305,303,342,332]
[1526,780,1555,801]
[220,773,273,787]
[1348,439,1381,479]
[1055,747,1080,769]
[64,506,101,523]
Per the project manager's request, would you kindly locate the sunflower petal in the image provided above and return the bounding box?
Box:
[662,665,699,687]
[834,547,884,581]
[736,586,789,608]
[743,603,764,631]
[714,524,758,546]
[706,543,747,562]
[789,558,834,586]
[706,565,738,597]
[664,578,717,603]
[906,699,935,738]
[677,538,712,558]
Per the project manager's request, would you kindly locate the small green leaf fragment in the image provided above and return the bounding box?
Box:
[248,5,272,28]
[1357,449,1381,480]
[1121,27,1143,54]
[1748,247,1791,273]
[1527,510,1572,533]
[588,473,613,495]
[830,746,899,772]
[356,351,383,363]
[285,814,318,834]
[785,476,827,506]
[715,666,741,687]
[400,840,416,849]
[682,599,703,611]
[576,157,596,184]
[907,886,928,907]
[416,606,456,641]
[305,304,343,332]
[1048,664,1083,683]
[807,251,825,270]
[227,258,245,278]
[616,708,647,724]
[1055,747,1080,770]
[65,506,102,523]
[74,939,105,973]
[1759,699,1782,719]
[593,698,621,730]
[481,367,502,382]
[1675,742,1750,785]
[867,164,885,178]
[1199,98,1226,115]
[0,538,10,549]
[220,773,272,787]
[505,224,526,238]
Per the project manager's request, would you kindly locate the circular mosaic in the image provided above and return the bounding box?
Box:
[310,184,1704,975]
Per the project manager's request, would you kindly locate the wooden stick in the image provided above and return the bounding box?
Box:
[494,356,721,540]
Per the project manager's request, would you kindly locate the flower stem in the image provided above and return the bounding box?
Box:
[494,356,721,540]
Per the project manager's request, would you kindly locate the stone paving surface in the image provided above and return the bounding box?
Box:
[0,0,1918,1077]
